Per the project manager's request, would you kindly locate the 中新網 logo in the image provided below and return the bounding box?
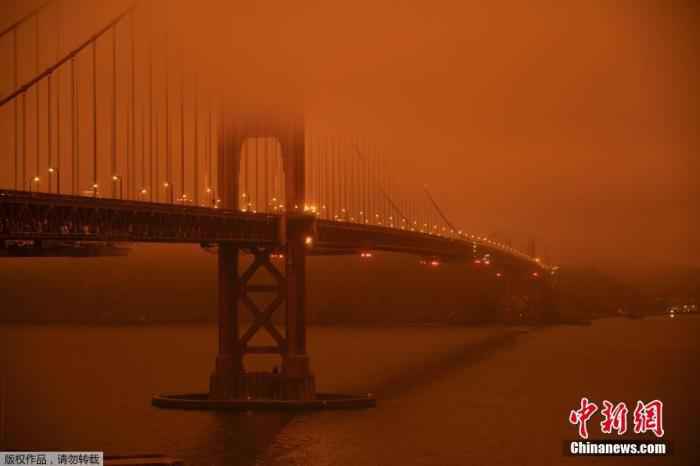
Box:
[568,398,664,439]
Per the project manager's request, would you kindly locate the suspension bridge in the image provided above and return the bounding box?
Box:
[0,0,555,407]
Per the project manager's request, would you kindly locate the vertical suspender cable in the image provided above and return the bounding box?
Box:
[329,137,333,218]
[348,141,351,216]
[180,50,185,201]
[48,74,52,192]
[92,42,97,197]
[35,15,40,185]
[361,142,365,222]
[348,140,352,219]
[360,141,364,222]
[372,147,377,222]
[75,59,80,195]
[366,143,370,223]
[149,17,154,200]
[36,83,40,184]
[327,136,331,219]
[22,94,27,190]
[56,70,61,195]
[70,58,75,194]
[344,140,348,215]
[341,139,345,216]
[332,137,336,218]
[322,137,326,218]
[306,132,310,209]
[373,150,377,221]
[354,140,358,220]
[154,108,159,202]
[131,13,136,199]
[244,121,248,204]
[208,108,212,204]
[316,135,320,213]
[324,137,328,218]
[165,30,170,202]
[365,142,369,223]
[255,122,259,210]
[355,142,359,220]
[353,140,357,221]
[139,29,145,194]
[112,27,117,196]
[368,145,372,223]
[56,0,62,194]
[141,96,145,194]
[381,156,385,222]
[264,122,269,212]
[194,73,198,205]
[14,30,19,189]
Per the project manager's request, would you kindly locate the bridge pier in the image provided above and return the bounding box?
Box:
[280,219,316,400]
[208,243,243,399]
[208,227,315,401]
[209,109,316,401]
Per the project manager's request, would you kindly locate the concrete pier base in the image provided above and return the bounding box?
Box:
[208,372,316,401]
[152,392,376,410]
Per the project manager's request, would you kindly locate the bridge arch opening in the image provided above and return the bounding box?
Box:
[217,112,305,214]
[238,136,285,213]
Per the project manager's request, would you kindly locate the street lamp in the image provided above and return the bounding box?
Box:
[163,181,172,203]
[112,175,123,200]
[48,168,60,194]
[30,176,40,192]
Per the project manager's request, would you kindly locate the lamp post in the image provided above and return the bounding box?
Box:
[48,168,60,194]
[112,175,123,200]
[163,182,172,204]
[30,176,40,193]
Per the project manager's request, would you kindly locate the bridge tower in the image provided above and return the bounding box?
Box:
[209,108,316,401]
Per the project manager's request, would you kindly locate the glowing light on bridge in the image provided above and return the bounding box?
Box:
[360,252,373,259]
[419,258,441,267]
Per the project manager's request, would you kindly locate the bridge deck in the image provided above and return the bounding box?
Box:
[0,190,544,270]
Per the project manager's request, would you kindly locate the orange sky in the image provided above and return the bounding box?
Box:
[1,0,698,270]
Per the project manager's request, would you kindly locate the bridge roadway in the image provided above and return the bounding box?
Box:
[0,190,545,271]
